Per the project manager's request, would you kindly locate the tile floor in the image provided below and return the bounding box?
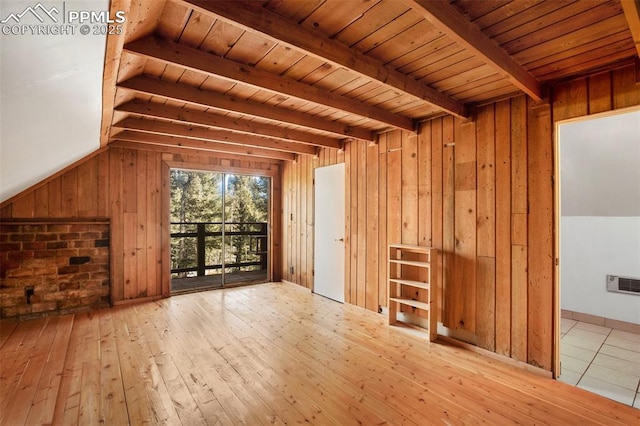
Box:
[559,318,640,408]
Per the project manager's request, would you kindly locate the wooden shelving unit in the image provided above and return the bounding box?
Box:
[388,244,438,341]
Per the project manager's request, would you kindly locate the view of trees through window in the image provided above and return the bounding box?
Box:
[170,170,269,281]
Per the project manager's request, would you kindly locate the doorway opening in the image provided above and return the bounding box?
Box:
[170,169,270,293]
[555,107,640,407]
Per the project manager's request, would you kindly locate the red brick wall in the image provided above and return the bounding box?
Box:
[0,222,110,318]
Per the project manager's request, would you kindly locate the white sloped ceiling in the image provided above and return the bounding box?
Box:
[0,0,107,202]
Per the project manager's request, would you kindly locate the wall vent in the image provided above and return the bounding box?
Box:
[606,275,640,295]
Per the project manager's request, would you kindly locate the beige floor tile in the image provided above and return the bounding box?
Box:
[592,353,640,376]
[561,342,597,362]
[605,336,640,353]
[562,334,604,352]
[566,328,608,344]
[558,369,582,386]
[573,322,612,335]
[583,363,640,391]
[561,318,577,334]
[600,344,640,363]
[634,393,640,409]
[561,354,590,374]
[609,328,640,343]
[577,376,636,406]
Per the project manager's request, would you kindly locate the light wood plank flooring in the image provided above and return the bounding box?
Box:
[1,282,638,425]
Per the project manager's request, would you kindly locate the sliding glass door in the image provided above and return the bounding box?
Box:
[169,170,270,293]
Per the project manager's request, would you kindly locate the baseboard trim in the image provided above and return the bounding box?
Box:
[436,335,553,379]
[561,309,640,334]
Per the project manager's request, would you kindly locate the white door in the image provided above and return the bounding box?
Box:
[314,163,345,302]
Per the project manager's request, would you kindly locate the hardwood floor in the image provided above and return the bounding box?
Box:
[1,282,638,425]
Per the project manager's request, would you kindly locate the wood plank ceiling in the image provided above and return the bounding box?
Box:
[103,0,639,160]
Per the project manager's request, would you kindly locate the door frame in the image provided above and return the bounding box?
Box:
[552,105,640,378]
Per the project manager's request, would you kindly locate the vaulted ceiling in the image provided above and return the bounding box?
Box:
[103,0,640,161]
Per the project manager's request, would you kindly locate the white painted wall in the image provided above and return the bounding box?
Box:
[0,0,108,202]
[559,109,640,324]
[561,216,640,324]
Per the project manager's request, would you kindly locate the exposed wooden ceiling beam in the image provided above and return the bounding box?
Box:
[403,0,542,101]
[112,117,317,155]
[175,0,469,119]
[124,36,414,132]
[118,75,375,141]
[622,0,640,57]
[110,140,285,164]
[111,131,296,161]
[116,99,342,149]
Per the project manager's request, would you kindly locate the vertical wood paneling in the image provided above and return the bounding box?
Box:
[377,135,388,309]
[350,143,358,304]
[3,63,638,373]
[344,143,352,302]
[109,148,125,303]
[476,104,496,351]
[527,99,553,370]
[356,141,367,308]
[366,142,379,312]
[510,96,528,362]
[431,119,444,321]
[452,119,477,332]
[136,151,148,299]
[442,117,455,328]
[495,99,512,357]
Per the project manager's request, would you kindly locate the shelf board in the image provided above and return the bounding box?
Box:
[388,259,430,268]
[388,244,433,252]
[389,278,430,290]
[389,297,430,311]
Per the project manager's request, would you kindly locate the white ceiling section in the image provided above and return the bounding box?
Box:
[0,0,108,202]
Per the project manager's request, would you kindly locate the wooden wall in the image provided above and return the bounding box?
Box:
[281,63,640,371]
[1,146,282,304]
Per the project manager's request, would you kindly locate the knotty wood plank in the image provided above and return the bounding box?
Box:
[430,119,444,322]
[109,148,125,303]
[588,72,613,114]
[344,142,352,303]
[146,152,159,297]
[442,116,455,329]
[495,99,512,357]
[0,318,51,424]
[476,104,496,350]
[552,78,588,122]
[366,140,379,312]
[136,150,148,299]
[299,156,308,289]
[377,134,388,308]
[60,168,78,217]
[9,191,35,218]
[22,315,73,425]
[34,186,49,217]
[356,140,367,308]
[76,157,98,217]
[123,212,138,300]
[510,96,528,362]
[612,64,640,109]
[452,118,477,332]
[306,157,314,291]
[527,99,553,370]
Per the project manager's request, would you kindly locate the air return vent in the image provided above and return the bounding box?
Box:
[606,275,640,295]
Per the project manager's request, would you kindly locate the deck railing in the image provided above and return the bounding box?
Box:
[170,221,268,276]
